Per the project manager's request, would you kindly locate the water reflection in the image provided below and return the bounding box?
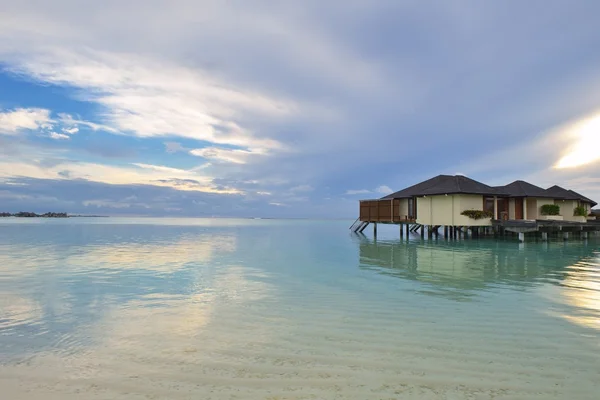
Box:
[551,254,600,330]
[357,237,600,300]
[0,228,253,361]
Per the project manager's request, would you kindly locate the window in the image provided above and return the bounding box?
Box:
[483,197,495,215]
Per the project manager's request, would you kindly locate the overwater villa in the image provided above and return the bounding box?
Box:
[352,174,598,241]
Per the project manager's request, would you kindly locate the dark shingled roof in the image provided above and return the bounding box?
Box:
[494,180,555,198]
[381,175,503,199]
[546,185,598,207]
[545,185,579,200]
[568,190,597,207]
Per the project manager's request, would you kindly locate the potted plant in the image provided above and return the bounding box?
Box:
[539,204,563,221]
[573,206,588,222]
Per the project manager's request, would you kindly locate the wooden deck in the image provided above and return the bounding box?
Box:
[359,199,415,223]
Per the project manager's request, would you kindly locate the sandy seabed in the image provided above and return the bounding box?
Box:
[2,297,598,400]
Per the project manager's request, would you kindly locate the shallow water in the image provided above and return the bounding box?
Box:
[1,218,599,399]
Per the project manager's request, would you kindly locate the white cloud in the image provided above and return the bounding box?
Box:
[3,49,288,153]
[345,189,371,195]
[554,114,600,169]
[189,147,262,164]
[375,185,393,195]
[269,202,288,207]
[164,142,187,153]
[83,199,144,209]
[0,108,52,135]
[0,158,241,194]
[290,184,313,192]
[57,113,116,133]
[131,163,191,174]
[62,126,79,134]
[49,132,70,140]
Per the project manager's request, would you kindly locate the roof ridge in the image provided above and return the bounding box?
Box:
[455,175,462,192]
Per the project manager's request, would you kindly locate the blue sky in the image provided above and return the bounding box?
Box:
[1,1,599,217]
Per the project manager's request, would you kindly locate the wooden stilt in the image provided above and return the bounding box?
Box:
[373,223,378,237]
[400,223,403,238]
[420,225,425,238]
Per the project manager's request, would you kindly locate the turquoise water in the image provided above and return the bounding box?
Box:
[1,218,599,399]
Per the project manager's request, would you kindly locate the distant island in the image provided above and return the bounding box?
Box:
[1,212,69,218]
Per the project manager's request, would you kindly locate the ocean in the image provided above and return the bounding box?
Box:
[1,218,599,399]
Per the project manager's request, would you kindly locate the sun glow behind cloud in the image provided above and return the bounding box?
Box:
[555,114,600,169]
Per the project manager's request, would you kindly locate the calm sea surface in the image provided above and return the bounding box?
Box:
[1,218,599,399]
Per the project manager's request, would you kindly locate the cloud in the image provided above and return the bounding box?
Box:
[131,163,191,174]
[290,184,313,193]
[57,113,116,133]
[62,126,79,134]
[189,147,261,164]
[345,186,391,196]
[49,132,70,140]
[375,185,393,195]
[0,108,52,135]
[164,141,187,153]
[0,157,239,194]
[2,2,600,216]
[3,49,289,153]
[269,202,288,207]
[345,189,371,195]
[554,114,600,169]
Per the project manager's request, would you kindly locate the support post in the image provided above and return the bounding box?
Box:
[563,232,569,241]
[444,226,448,238]
[582,231,588,239]
[494,196,498,220]
[427,225,433,239]
[373,223,378,238]
[406,223,410,237]
[400,224,403,238]
[541,232,548,241]
[518,232,525,242]
[420,225,425,238]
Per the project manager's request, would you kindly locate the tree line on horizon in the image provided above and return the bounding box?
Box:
[0,212,68,218]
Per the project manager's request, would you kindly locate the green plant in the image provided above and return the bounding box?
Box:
[540,204,560,216]
[573,206,587,217]
[461,210,493,220]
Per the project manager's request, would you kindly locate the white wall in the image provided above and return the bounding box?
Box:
[416,194,491,226]
[398,199,409,219]
[556,199,578,221]
[416,196,433,225]
[431,195,455,225]
[455,195,491,226]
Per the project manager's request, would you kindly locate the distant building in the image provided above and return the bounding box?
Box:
[358,174,597,227]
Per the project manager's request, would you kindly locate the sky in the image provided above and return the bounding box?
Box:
[0,1,599,217]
